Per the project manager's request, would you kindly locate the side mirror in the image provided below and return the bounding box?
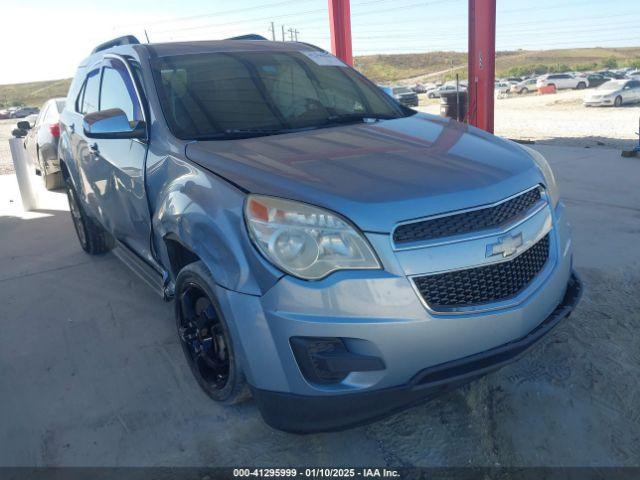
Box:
[16,120,31,130]
[83,108,145,139]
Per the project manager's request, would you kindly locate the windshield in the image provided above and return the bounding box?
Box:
[597,80,625,90]
[152,50,409,140]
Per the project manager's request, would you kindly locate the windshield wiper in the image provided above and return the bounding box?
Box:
[321,113,398,126]
[191,128,289,140]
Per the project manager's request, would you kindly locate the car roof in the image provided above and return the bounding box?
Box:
[78,38,324,70]
[141,39,321,58]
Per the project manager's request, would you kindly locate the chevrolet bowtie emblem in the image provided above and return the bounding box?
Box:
[486,232,524,258]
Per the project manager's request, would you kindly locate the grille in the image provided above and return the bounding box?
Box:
[413,234,550,310]
[394,187,542,245]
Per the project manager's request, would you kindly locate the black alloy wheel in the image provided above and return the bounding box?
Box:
[174,262,250,404]
[178,282,231,392]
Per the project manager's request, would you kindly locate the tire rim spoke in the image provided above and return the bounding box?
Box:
[178,284,230,389]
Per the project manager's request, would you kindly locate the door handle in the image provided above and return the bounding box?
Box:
[89,142,100,155]
[69,123,75,133]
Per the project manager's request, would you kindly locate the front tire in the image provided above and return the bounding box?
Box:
[614,96,623,107]
[576,82,587,90]
[65,179,112,254]
[175,261,250,405]
[521,87,529,94]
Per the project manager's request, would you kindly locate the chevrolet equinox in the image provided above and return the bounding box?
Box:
[58,35,582,432]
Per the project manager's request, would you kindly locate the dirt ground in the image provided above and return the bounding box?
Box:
[1,144,639,467]
[0,119,18,174]
[417,88,640,150]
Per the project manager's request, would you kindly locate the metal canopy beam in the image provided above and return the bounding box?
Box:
[468,0,497,132]
[328,0,353,66]
[327,0,497,133]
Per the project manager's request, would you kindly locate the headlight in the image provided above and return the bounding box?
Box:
[520,145,560,207]
[244,195,380,280]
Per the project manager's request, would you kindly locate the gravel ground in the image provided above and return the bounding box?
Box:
[0,119,19,175]
[1,145,639,468]
[417,88,640,150]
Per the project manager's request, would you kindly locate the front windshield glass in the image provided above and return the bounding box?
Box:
[597,80,624,90]
[152,50,409,140]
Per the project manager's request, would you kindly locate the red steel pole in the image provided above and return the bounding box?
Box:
[468,0,496,133]
[328,0,353,66]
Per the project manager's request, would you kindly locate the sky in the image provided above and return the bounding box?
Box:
[0,0,638,84]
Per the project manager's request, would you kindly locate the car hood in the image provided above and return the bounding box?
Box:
[588,88,621,96]
[185,113,544,232]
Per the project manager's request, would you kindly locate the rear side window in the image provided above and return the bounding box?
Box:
[100,59,143,122]
[34,105,48,126]
[76,69,100,114]
[43,102,59,123]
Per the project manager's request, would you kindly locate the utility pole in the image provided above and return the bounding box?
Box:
[268,22,276,41]
[281,24,286,42]
[294,29,299,41]
[288,27,295,41]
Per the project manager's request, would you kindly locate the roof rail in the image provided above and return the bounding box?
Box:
[91,35,141,54]
[225,34,268,41]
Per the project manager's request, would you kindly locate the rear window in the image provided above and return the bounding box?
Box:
[152,50,406,140]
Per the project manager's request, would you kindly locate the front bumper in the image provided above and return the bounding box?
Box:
[584,98,614,107]
[252,271,582,432]
[213,199,576,432]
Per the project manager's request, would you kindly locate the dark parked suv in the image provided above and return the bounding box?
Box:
[58,35,581,432]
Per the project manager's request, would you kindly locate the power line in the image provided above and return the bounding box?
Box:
[300,8,639,31]
[152,8,327,35]
[118,0,317,28]
[302,20,640,41]
[152,0,459,36]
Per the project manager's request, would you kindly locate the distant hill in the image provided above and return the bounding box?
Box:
[1,46,639,107]
[0,78,72,109]
[355,46,640,83]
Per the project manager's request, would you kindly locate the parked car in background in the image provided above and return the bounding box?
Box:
[10,106,39,118]
[536,73,587,90]
[59,35,580,433]
[0,109,11,119]
[495,82,511,96]
[584,79,640,107]
[627,70,640,78]
[598,70,625,80]
[19,98,66,189]
[579,74,606,88]
[427,83,466,99]
[381,85,419,107]
[510,77,538,94]
[412,83,427,93]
